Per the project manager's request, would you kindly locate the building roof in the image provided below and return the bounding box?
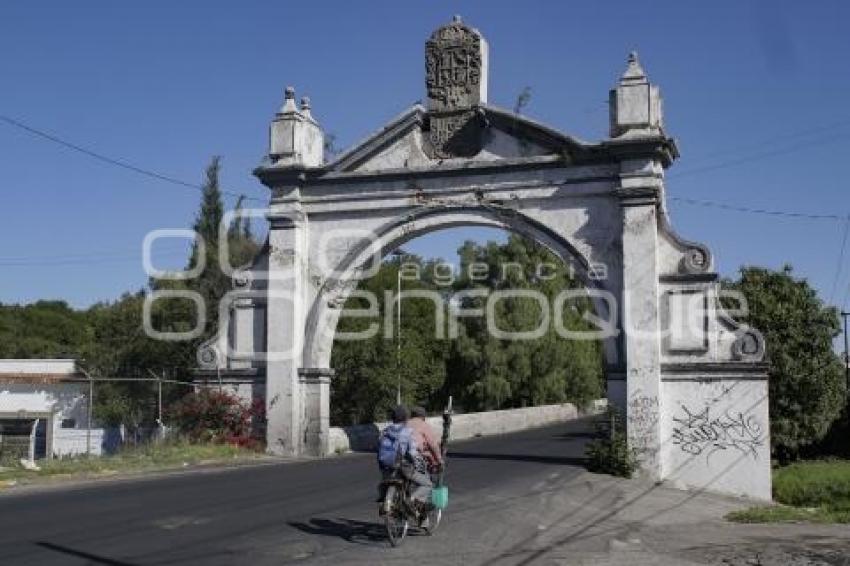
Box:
[0,359,85,384]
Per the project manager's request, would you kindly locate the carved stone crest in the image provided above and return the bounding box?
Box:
[426,16,487,111]
[424,16,489,159]
[427,109,483,159]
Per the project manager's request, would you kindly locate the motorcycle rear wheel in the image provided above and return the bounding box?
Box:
[423,506,442,535]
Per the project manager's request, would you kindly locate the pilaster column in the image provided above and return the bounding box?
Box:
[265,193,308,456]
[618,160,663,479]
[256,86,323,456]
[299,368,334,457]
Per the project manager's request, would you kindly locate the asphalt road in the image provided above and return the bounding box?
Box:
[0,418,595,566]
[4,418,848,565]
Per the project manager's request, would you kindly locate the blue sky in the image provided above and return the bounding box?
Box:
[1,1,849,310]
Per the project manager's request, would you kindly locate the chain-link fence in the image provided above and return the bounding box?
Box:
[55,372,256,458]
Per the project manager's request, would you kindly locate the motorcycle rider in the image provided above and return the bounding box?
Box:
[377,405,432,510]
[409,406,444,475]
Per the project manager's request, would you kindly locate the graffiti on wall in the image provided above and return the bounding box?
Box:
[628,392,660,463]
[671,403,764,460]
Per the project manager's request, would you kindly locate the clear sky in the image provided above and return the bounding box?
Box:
[1,1,849,310]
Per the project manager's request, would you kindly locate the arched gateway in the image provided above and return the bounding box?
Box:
[197,18,770,500]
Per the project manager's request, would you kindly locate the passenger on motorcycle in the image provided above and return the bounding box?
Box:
[409,406,443,475]
[377,405,433,508]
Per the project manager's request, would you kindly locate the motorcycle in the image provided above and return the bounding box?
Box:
[380,465,443,546]
[379,398,453,547]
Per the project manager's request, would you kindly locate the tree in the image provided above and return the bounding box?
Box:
[226,195,261,270]
[152,157,260,341]
[183,156,230,335]
[329,234,605,425]
[448,235,604,411]
[331,255,449,425]
[0,300,90,358]
[726,265,846,460]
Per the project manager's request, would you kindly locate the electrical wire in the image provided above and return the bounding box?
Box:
[668,131,850,180]
[0,114,266,203]
[668,196,844,220]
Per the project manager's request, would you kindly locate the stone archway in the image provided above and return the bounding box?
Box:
[197,18,771,500]
[301,205,620,373]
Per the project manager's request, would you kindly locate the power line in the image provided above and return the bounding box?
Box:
[668,130,850,180]
[668,196,845,221]
[0,250,186,267]
[0,114,266,203]
[684,117,850,163]
[1,113,845,228]
[0,243,188,263]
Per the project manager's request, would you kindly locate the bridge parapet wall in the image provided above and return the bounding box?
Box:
[327,400,607,455]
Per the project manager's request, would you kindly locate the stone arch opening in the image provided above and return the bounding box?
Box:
[302,205,620,379]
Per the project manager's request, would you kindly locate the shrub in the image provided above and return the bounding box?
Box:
[585,407,637,478]
[725,266,846,460]
[168,390,263,447]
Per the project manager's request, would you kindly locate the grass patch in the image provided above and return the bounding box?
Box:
[0,440,265,487]
[727,459,850,524]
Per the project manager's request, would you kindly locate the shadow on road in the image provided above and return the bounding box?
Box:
[553,430,598,440]
[35,541,140,566]
[288,518,388,546]
[447,452,588,467]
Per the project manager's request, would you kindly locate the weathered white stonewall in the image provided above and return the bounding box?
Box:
[196,17,771,501]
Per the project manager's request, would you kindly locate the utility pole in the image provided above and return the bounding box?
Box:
[147,368,165,441]
[391,248,407,405]
[158,370,164,440]
[842,311,849,401]
[158,373,163,424]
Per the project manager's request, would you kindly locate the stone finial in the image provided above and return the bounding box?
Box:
[269,85,324,167]
[453,14,462,23]
[279,86,298,114]
[609,51,664,138]
[621,51,647,84]
[300,96,312,118]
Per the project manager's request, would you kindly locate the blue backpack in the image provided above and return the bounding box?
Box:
[378,423,414,469]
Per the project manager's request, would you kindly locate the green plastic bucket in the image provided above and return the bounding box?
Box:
[431,486,449,509]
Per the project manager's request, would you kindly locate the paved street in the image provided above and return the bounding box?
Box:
[0,418,847,565]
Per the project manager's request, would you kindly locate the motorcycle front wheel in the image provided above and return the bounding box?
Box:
[384,485,409,547]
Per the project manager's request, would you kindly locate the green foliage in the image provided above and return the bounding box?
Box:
[448,236,604,412]
[167,156,260,338]
[773,460,850,508]
[817,408,850,458]
[331,256,449,425]
[725,266,846,460]
[0,300,90,358]
[727,459,850,524]
[585,407,637,478]
[330,235,605,425]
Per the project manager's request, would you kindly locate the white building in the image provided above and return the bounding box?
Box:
[0,359,101,461]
